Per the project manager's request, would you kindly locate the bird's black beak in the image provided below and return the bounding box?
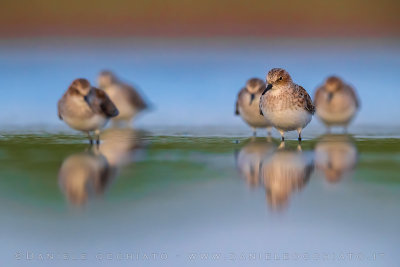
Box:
[249,94,255,105]
[262,84,273,95]
[327,92,333,102]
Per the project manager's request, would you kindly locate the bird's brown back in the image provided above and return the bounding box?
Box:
[294,85,315,114]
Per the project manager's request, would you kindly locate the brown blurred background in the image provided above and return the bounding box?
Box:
[1,0,399,37]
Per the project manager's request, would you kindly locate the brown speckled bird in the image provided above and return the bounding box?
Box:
[259,68,315,141]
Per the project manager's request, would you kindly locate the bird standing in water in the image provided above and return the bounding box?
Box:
[314,76,360,132]
[98,71,148,127]
[259,68,315,141]
[58,78,119,144]
[235,78,273,136]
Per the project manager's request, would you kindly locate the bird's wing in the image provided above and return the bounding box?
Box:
[259,94,265,116]
[296,85,315,114]
[235,88,245,115]
[346,84,360,108]
[94,88,119,117]
[121,83,147,110]
[57,98,64,120]
[259,98,264,115]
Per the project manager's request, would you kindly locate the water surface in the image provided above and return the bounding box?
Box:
[0,129,399,266]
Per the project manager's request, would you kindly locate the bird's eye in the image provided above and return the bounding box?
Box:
[279,77,283,81]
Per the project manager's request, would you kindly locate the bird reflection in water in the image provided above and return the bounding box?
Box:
[315,134,358,183]
[58,148,111,206]
[99,128,145,167]
[261,142,314,210]
[58,128,144,206]
[236,140,314,210]
[235,138,276,188]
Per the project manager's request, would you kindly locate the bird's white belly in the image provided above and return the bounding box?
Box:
[266,109,312,131]
[316,92,357,126]
[317,105,356,125]
[238,93,272,128]
[239,106,271,128]
[64,114,108,132]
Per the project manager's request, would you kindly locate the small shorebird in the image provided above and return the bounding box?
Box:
[314,76,360,132]
[259,68,315,141]
[58,78,119,144]
[97,71,148,127]
[235,78,273,136]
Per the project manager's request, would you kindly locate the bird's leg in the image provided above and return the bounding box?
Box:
[266,127,272,142]
[95,129,100,146]
[279,130,285,142]
[252,127,257,137]
[266,127,272,137]
[87,132,93,146]
[343,125,348,134]
[297,128,302,142]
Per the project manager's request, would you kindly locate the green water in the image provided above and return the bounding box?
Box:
[0,129,399,267]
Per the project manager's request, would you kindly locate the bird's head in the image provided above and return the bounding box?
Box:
[263,68,292,95]
[325,76,343,93]
[97,70,117,89]
[70,78,91,96]
[245,78,265,94]
[324,76,343,102]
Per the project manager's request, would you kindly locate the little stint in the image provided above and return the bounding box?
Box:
[98,71,147,127]
[235,78,273,136]
[314,76,360,132]
[58,78,119,144]
[259,68,315,141]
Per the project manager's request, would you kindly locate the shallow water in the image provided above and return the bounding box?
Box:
[0,128,399,267]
